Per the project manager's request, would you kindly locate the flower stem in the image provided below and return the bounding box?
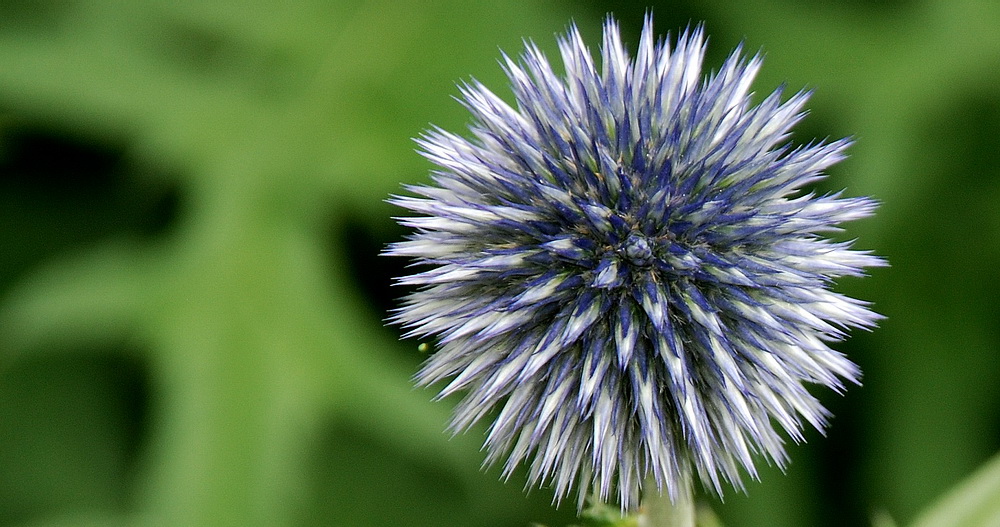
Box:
[638,479,695,527]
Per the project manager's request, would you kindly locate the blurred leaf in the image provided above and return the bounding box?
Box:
[908,451,1000,527]
[0,1,592,526]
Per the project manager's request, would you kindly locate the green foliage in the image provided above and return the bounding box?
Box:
[0,2,587,526]
[1,1,1000,527]
[574,501,639,527]
[909,451,1000,527]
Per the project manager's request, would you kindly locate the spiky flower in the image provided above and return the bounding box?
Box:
[387,16,884,511]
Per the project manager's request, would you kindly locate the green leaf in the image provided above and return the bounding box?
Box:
[0,2,592,526]
[908,451,1000,527]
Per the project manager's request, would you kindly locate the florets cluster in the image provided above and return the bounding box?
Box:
[388,16,884,510]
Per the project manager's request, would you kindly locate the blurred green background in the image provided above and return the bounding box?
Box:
[0,0,998,526]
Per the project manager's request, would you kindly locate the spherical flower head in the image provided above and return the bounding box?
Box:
[387,16,885,511]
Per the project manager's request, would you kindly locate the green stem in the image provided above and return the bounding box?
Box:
[639,479,695,527]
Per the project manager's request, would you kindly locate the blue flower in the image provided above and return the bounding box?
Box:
[387,16,884,511]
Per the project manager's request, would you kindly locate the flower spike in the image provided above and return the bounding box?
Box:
[388,15,884,511]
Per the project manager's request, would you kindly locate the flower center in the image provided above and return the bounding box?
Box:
[621,233,654,267]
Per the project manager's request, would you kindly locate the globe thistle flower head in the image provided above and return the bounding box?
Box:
[387,16,884,511]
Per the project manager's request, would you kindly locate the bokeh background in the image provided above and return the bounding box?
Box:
[1,0,998,526]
